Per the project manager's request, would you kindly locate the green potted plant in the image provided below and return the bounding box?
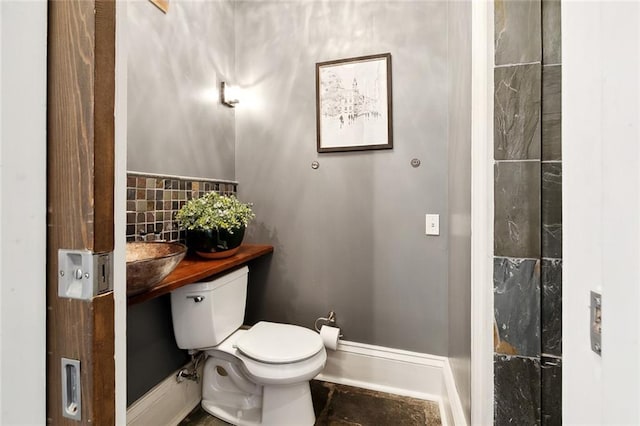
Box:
[175,192,255,259]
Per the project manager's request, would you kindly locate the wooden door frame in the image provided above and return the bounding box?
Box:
[47,0,117,423]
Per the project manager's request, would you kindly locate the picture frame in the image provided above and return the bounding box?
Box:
[316,53,393,153]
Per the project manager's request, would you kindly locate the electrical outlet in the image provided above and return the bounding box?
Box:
[425,214,439,236]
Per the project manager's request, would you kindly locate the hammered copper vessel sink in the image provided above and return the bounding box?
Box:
[126,242,187,296]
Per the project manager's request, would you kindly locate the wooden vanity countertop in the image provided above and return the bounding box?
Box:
[127,243,274,305]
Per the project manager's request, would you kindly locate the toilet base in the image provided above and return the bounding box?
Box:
[201,356,316,426]
[261,382,315,426]
[202,398,261,426]
[202,382,315,426]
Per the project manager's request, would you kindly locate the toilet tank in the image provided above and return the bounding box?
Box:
[170,266,248,350]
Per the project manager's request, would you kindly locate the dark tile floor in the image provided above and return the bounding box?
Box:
[179,381,442,426]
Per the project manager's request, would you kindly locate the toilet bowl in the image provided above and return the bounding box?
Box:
[170,267,327,426]
[200,325,327,425]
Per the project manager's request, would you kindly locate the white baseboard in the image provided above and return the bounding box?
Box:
[316,340,468,426]
[443,359,468,426]
[127,364,202,426]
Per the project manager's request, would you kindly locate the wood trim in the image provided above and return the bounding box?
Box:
[127,244,274,305]
[92,293,116,424]
[94,0,116,253]
[47,0,96,251]
[47,0,116,424]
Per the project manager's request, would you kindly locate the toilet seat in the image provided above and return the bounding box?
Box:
[204,324,327,386]
[234,321,324,364]
[237,348,326,385]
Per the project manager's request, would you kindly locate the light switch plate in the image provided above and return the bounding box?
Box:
[425,214,440,236]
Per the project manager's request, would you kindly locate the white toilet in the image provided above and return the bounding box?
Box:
[170,266,327,426]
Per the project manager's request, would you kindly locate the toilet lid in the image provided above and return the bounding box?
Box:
[234,321,324,364]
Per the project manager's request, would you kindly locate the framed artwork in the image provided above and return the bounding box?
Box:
[150,0,169,13]
[316,53,392,153]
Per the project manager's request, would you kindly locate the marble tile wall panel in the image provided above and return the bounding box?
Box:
[542,163,562,258]
[541,0,562,421]
[494,0,561,422]
[494,162,541,258]
[542,66,562,161]
[495,0,542,66]
[542,0,561,65]
[541,356,562,425]
[495,64,542,160]
[541,259,562,356]
[494,258,541,357]
[494,355,541,425]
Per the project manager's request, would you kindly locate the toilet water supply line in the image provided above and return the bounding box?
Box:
[176,351,205,383]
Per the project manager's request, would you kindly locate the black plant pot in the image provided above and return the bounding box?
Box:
[186,227,246,259]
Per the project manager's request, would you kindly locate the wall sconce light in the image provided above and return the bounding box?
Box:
[221,82,240,107]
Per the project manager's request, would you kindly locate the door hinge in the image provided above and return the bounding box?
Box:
[58,250,113,300]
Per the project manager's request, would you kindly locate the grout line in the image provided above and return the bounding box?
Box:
[495,61,542,68]
[494,354,542,361]
[128,170,239,185]
[494,159,541,163]
[493,256,541,261]
[541,354,563,360]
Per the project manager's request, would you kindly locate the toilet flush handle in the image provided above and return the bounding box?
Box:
[186,295,205,303]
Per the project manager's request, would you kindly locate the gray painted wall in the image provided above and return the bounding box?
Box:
[125,0,235,405]
[127,296,188,405]
[125,0,473,403]
[235,1,450,355]
[127,0,236,180]
[447,0,472,422]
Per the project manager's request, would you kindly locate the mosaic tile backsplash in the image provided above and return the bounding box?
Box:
[126,173,237,242]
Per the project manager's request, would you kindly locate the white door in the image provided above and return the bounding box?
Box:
[0,1,48,423]
[563,1,640,424]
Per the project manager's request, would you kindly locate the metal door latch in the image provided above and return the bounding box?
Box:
[590,291,602,355]
[58,250,113,300]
